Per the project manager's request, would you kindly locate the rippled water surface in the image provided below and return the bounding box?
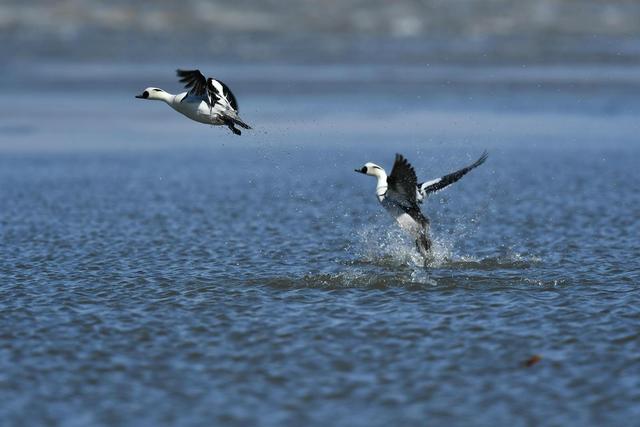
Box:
[1,62,639,426]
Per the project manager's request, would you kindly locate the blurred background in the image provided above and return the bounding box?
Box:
[4,0,640,63]
[2,2,640,427]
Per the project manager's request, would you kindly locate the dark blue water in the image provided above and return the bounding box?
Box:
[1,62,639,426]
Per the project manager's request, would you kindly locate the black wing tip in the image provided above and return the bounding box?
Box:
[176,69,204,83]
[176,69,208,94]
[176,68,200,75]
[394,153,412,169]
[474,150,489,167]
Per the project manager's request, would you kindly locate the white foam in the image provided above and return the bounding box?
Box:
[352,223,542,271]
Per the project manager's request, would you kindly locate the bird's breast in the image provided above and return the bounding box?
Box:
[380,199,425,236]
[173,100,225,125]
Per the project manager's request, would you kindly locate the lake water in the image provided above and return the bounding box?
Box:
[0,61,639,426]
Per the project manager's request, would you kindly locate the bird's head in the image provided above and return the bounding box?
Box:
[135,87,167,101]
[355,162,384,177]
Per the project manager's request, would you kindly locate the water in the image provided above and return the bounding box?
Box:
[1,62,639,426]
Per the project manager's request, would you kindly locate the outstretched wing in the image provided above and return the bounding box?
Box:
[419,151,488,196]
[208,78,239,111]
[387,154,419,207]
[176,69,208,98]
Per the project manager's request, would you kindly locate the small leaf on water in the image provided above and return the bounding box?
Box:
[525,355,542,367]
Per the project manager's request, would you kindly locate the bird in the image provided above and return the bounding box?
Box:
[355,151,488,261]
[135,69,251,136]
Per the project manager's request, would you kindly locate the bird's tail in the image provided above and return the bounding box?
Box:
[221,111,251,130]
[219,111,251,136]
[232,117,251,130]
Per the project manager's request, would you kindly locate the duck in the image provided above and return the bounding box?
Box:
[136,69,251,135]
[355,151,488,260]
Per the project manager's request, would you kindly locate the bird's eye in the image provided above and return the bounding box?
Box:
[361,166,368,173]
[142,91,149,98]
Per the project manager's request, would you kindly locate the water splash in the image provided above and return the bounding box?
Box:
[351,225,430,268]
[350,223,542,271]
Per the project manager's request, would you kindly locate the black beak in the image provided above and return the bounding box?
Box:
[135,94,144,99]
[135,91,149,99]
[355,167,367,174]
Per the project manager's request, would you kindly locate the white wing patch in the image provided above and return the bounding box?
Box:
[209,79,238,112]
[417,178,441,202]
[421,178,441,189]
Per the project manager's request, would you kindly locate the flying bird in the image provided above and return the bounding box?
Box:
[136,69,251,135]
[355,151,488,260]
